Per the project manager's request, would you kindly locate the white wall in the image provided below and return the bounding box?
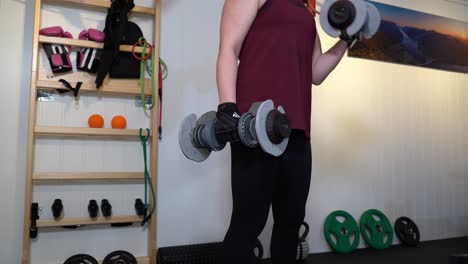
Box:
[1,0,467,263]
[0,0,32,263]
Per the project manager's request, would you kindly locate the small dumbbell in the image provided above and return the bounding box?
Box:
[51,199,63,219]
[101,199,112,217]
[88,200,99,218]
[135,198,146,216]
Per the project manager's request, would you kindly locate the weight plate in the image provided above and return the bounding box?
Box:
[395,216,420,246]
[254,100,289,157]
[238,112,258,148]
[360,209,393,250]
[64,254,98,264]
[361,2,381,39]
[102,250,137,264]
[320,0,368,38]
[324,210,360,254]
[179,113,212,162]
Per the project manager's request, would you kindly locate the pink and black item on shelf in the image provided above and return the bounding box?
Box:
[39,26,73,73]
[77,28,105,73]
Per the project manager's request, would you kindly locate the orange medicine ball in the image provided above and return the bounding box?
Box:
[111,115,127,129]
[88,114,104,128]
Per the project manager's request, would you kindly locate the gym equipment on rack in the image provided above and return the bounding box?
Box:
[88,200,99,218]
[51,199,63,219]
[100,199,112,217]
[29,203,39,238]
[134,198,145,216]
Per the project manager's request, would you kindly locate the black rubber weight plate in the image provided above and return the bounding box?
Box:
[395,216,420,246]
[102,250,137,264]
[64,254,98,264]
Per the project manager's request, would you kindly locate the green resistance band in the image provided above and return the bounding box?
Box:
[138,37,156,110]
[139,128,156,225]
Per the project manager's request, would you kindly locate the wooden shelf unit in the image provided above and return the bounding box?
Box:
[34,126,152,138]
[36,215,144,228]
[22,0,161,264]
[33,172,145,183]
[44,0,156,15]
[38,35,147,53]
[36,78,154,96]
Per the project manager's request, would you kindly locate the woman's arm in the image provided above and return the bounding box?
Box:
[311,34,349,86]
[217,0,263,103]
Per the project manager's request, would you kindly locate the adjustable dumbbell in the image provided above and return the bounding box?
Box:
[320,0,381,41]
[179,100,291,162]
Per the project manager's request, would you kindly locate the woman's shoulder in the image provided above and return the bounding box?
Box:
[259,0,269,9]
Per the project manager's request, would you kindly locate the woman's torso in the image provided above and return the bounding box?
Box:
[236,0,317,138]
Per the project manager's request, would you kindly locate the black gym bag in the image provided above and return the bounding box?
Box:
[95,0,144,88]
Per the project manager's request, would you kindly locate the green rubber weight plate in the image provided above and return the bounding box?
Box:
[324,210,360,254]
[360,209,393,250]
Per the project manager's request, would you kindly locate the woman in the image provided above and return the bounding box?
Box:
[215,0,353,262]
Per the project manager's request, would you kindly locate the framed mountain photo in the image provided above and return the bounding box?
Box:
[349,1,468,74]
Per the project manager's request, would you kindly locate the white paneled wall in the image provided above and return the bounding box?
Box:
[306,0,468,252]
[157,0,468,256]
[2,0,468,263]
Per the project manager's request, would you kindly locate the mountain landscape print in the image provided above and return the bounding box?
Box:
[349,1,468,74]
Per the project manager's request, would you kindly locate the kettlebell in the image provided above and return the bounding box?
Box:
[254,239,264,264]
[297,222,310,262]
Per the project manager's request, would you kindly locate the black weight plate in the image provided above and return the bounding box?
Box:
[64,254,98,264]
[102,250,137,264]
[395,216,420,246]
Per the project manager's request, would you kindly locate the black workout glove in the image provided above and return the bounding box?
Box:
[339,30,358,48]
[214,102,241,145]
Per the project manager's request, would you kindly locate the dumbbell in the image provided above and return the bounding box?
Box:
[179,99,291,162]
[320,0,381,41]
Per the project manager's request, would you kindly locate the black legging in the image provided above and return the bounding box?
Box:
[223,129,312,264]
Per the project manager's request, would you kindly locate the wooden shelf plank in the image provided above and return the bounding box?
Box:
[37,215,144,228]
[39,36,148,53]
[44,0,155,15]
[34,126,151,138]
[33,172,144,182]
[36,76,151,95]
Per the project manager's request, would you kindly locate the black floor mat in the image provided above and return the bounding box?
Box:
[263,237,468,264]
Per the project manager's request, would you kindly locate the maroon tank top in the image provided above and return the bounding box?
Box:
[236,0,316,138]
